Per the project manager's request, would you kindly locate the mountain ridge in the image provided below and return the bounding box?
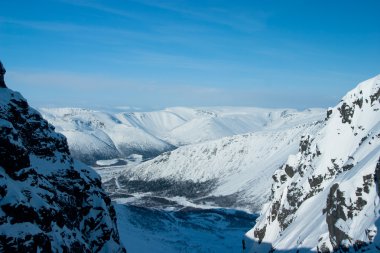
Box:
[40,106,325,165]
[246,74,380,252]
[102,109,324,212]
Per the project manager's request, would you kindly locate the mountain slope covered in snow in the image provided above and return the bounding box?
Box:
[40,108,176,165]
[0,88,125,252]
[246,75,380,252]
[103,110,324,212]
[120,107,325,146]
[41,107,324,166]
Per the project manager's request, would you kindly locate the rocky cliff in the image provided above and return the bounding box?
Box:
[246,75,380,252]
[0,87,126,252]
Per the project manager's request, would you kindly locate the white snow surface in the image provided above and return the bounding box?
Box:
[108,109,324,212]
[246,74,380,252]
[39,108,175,164]
[40,107,324,164]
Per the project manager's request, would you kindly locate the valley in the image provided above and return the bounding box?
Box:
[1,69,378,252]
[40,106,325,252]
[40,75,380,252]
[115,203,257,253]
[3,1,379,252]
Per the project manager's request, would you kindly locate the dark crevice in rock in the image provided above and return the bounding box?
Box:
[338,102,354,124]
[254,225,267,243]
[370,87,380,105]
[324,183,350,250]
[284,165,295,178]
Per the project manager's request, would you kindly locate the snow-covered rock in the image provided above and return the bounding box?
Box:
[246,75,380,252]
[104,109,324,212]
[0,88,126,252]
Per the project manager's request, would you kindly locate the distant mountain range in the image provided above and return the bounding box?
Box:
[40,106,324,165]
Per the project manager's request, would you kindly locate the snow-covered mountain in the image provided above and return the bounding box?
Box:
[120,107,325,146]
[39,108,176,165]
[103,109,324,212]
[40,107,324,165]
[0,87,125,252]
[246,75,380,252]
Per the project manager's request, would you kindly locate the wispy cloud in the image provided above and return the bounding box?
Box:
[0,16,264,74]
[58,0,143,20]
[60,0,266,33]
[7,69,224,94]
[130,0,266,32]
[0,17,138,36]
[0,16,225,50]
[0,18,86,32]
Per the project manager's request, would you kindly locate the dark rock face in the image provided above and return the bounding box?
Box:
[376,157,380,198]
[338,102,354,124]
[370,88,380,105]
[326,109,333,120]
[0,61,6,88]
[0,88,126,252]
[254,225,266,243]
[105,174,218,202]
[284,165,295,178]
[309,174,324,188]
[324,184,349,250]
[299,135,313,155]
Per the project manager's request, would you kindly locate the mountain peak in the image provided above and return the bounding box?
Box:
[246,75,380,252]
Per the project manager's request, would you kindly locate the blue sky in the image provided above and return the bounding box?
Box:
[1,0,379,110]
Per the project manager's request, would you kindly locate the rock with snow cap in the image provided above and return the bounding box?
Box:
[0,80,126,252]
[246,74,380,252]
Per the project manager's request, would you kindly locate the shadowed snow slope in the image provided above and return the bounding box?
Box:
[40,107,324,165]
[115,205,257,253]
[0,88,125,252]
[246,75,380,252]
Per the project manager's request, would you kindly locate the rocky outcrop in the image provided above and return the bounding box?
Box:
[246,75,380,252]
[0,87,126,252]
[0,61,7,88]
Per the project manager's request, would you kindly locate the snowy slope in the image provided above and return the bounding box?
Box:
[41,107,324,165]
[103,111,324,212]
[0,88,125,252]
[246,75,380,252]
[40,108,175,164]
[120,107,325,146]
